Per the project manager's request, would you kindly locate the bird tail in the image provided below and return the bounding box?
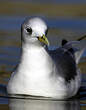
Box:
[75,35,86,64]
[62,35,86,64]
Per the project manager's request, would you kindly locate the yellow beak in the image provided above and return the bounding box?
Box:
[38,35,49,46]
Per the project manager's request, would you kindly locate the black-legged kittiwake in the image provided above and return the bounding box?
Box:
[7,17,83,99]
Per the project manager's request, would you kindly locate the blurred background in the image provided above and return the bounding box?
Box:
[0,0,86,85]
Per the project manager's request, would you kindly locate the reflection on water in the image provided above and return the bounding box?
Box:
[9,98,80,110]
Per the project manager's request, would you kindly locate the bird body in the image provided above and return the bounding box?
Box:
[7,17,82,99]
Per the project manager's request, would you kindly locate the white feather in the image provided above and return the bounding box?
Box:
[7,17,81,99]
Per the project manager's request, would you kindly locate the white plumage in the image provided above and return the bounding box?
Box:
[7,17,82,99]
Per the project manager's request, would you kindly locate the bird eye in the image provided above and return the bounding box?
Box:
[26,27,32,35]
[45,29,48,35]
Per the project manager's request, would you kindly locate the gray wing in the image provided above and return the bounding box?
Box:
[47,46,77,82]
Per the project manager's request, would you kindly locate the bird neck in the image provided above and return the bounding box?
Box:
[17,43,52,75]
[21,43,47,56]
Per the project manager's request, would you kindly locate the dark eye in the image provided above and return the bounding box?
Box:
[26,27,32,35]
[45,29,48,35]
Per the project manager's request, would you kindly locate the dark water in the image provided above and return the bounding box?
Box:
[0,0,86,110]
[0,97,83,110]
[1,17,86,30]
[3,0,86,4]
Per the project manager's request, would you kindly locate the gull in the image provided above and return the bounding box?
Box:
[7,17,82,99]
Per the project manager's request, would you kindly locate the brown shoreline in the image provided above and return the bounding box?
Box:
[0,2,86,17]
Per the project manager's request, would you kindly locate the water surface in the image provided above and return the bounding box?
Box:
[0,0,86,110]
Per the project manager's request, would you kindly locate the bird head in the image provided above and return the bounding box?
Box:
[21,17,49,46]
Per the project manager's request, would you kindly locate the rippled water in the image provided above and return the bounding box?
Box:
[0,0,86,110]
